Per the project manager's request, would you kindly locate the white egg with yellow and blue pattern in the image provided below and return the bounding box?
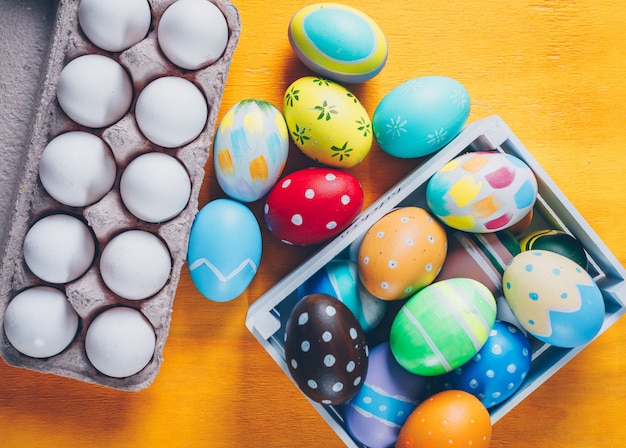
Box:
[426,151,538,233]
[214,99,289,202]
[503,250,605,347]
[433,320,531,408]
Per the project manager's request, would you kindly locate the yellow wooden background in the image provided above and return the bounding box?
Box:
[2,0,626,447]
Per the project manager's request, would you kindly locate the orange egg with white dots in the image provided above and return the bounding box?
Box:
[395,390,492,448]
[357,206,447,301]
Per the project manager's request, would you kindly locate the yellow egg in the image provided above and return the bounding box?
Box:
[283,76,372,168]
[357,207,447,301]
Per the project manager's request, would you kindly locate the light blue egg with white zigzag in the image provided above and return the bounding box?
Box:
[187,198,262,302]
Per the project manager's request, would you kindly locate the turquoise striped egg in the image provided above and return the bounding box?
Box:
[390,278,497,376]
[503,250,605,347]
[214,99,289,203]
[372,76,470,158]
[288,3,387,84]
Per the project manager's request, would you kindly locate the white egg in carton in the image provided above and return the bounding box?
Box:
[0,0,240,390]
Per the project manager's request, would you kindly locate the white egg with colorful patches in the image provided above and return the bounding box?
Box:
[188,199,262,302]
[214,99,289,202]
[503,250,605,347]
[426,151,538,233]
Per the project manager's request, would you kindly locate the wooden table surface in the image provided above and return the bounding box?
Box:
[2,0,626,447]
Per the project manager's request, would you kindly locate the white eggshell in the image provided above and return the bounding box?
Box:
[23,214,95,284]
[56,54,133,128]
[99,230,171,300]
[4,286,79,358]
[135,76,208,148]
[78,0,151,52]
[39,131,117,207]
[85,307,156,378]
[120,152,191,223]
[158,0,228,70]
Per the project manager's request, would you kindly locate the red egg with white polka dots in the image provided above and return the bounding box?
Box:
[263,167,364,245]
[284,293,369,405]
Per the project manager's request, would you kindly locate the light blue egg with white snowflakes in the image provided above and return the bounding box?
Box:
[372,76,470,158]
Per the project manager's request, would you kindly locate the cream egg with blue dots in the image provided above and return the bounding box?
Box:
[434,321,532,408]
[358,207,447,301]
[503,250,605,347]
[284,293,368,405]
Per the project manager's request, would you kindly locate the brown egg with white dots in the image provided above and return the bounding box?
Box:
[284,293,368,405]
[358,207,447,301]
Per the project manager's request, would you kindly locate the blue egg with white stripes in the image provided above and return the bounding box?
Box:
[435,320,532,408]
[344,343,427,448]
[297,259,386,332]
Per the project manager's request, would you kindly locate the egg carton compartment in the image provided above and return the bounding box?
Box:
[0,0,240,390]
[245,115,626,447]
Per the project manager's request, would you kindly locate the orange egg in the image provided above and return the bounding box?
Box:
[395,390,492,448]
[357,207,447,301]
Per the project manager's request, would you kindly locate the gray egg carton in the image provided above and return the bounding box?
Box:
[0,0,240,390]
[245,115,626,446]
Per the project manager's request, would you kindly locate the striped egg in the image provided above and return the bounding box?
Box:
[288,3,387,84]
[426,151,538,233]
[390,278,497,376]
[519,229,588,269]
[214,99,289,202]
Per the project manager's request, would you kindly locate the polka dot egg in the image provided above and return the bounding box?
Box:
[358,207,447,301]
[503,250,605,347]
[426,151,538,233]
[264,167,364,245]
[434,320,532,408]
[284,293,368,405]
[396,390,492,448]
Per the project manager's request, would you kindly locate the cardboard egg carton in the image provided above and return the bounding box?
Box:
[0,0,240,390]
[245,115,626,446]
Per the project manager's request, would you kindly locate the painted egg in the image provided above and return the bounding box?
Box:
[264,167,364,245]
[519,229,588,269]
[503,250,605,347]
[435,230,520,296]
[372,76,470,159]
[297,259,387,332]
[426,151,538,233]
[284,293,368,405]
[187,199,262,302]
[357,207,447,301]
[434,321,532,408]
[214,99,289,202]
[288,3,387,84]
[396,390,492,448]
[344,342,427,448]
[283,76,372,168]
[390,278,497,376]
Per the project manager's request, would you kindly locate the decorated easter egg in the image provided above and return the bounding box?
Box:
[187,199,262,302]
[344,342,427,448]
[264,167,364,245]
[434,321,532,408]
[396,390,492,448]
[426,151,538,233]
[288,3,387,84]
[503,250,605,347]
[214,99,289,202]
[284,293,368,405]
[298,259,386,332]
[519,229,587,269]
[358,207,447,301]
[283,76,372,168]
[372,76,470,158]
[390,278,497,376]
[436,230,520,296]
